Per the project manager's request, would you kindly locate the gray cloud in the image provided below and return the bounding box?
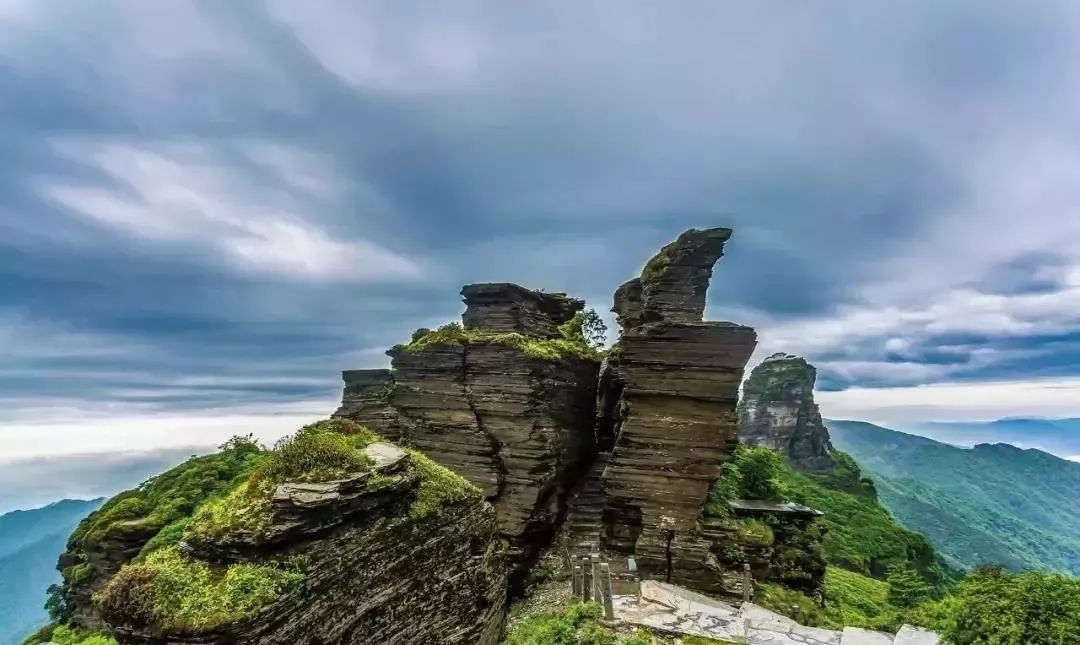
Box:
[3,0,1080,476]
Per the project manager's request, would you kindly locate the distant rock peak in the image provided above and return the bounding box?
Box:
[739,354,837,474]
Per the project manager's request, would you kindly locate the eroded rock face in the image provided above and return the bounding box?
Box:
[599,228,759,594]
[106,444,506,645]
[739,353,837,474]
[334,283,599,564]
[461,282,583,338]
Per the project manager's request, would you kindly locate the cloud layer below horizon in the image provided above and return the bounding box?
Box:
[4,0,1080,469]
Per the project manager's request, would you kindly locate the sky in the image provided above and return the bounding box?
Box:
[4,1,1080,507]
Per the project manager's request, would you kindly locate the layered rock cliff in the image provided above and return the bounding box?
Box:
[56,421,506,645]
[334,283,600,566]
[739,353,838,474]
[597,228,761,594]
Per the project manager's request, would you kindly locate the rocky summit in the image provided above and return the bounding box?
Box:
[44,228,830,645]
[739,352,839,474]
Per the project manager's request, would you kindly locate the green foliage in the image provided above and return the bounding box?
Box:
[641,242,674,283]
[505,602,652,645]
[821,566,901,632]
[97,546,302,632]
[399,321,601,361]
[886,564,932,608]
[560,309,607,349]
[260,420,377,483]
[776,459,950,589]
[24,624,116,645]
[406,448,482,519]
[187,420,383,541]
[829,419,1080,575]
[704,446,786,517]
[67,441,263,558]
[735,518,775,547]
[939,567,1080,645]
[756,582,826,627]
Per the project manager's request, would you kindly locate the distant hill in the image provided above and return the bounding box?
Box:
[0,499,102,645]
[829,419,1080,575]
[901,417,1080,458]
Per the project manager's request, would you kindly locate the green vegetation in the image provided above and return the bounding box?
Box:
[187,420,382,541]
[640,241,675,283]
[703,445,786,517]
[829,419,1080,574]
[404,447,482,519]
[96,546,302,632]
[23,624,117,645]
[505,602,666,644]
[397,320,602,361]
[896,567,1080,644]
[49,438,265,622]
[66,437,263,559]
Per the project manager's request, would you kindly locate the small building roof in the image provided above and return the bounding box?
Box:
[728,499,823,517]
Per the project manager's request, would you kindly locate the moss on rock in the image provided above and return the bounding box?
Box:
[97,546,303,632]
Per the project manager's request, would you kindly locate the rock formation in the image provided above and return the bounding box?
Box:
[739,353,837,474]
[597,228,760,594]
[334,283,600,566]
[56,424,506,645]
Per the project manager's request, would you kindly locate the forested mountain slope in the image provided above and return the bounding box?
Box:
[829,419,1080,574]
[0,499,102,645]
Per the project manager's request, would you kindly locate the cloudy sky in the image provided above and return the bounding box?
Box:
[4,0,1080,503]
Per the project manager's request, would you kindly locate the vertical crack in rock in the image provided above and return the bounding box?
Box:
[334,283,599,571]
[462,342,508,501]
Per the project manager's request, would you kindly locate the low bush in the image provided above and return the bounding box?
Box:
[97,546,302,632]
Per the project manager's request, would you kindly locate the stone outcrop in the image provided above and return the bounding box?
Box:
[461,282,583,338]
[334,283,600,565]
[104,442,506,645]
[597,228,760,594]
[739,353,837,474]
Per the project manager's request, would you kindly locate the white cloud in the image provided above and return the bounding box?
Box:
[818,376,1080,424]
[0,400,332,462]
[42,139,422,282]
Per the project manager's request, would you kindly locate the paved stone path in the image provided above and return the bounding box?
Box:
[612,581,940,645]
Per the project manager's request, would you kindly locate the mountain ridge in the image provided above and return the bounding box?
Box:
[828,419,1080,575]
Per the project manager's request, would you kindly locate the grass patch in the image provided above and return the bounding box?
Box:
[505,602,654,644]
[22,624,117,645]
[397,321,600,361]
[406,448,482,519]
[735,518,775,547]
[187,420,382,542]
[97,546,302,632]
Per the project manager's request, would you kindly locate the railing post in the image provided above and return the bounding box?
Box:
[591,554,601,601]
[600,562,615,620]
[582,556,593,602]
[571,556,582,598]
[742,563,752,603]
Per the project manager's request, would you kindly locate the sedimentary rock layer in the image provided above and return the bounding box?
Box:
[333,283,599,559]
[598,227,760,594]
[739,353,837,474]
[601,322,756,592]
[107,447,506,645]
[461,282,583,338]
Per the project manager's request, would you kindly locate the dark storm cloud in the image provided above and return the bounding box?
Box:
[2,0,1080,453]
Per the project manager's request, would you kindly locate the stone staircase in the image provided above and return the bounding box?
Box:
[613,581,941,645]
[565,451,610,554]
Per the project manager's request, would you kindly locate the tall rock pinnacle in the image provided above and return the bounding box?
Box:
[739,353,837,473]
